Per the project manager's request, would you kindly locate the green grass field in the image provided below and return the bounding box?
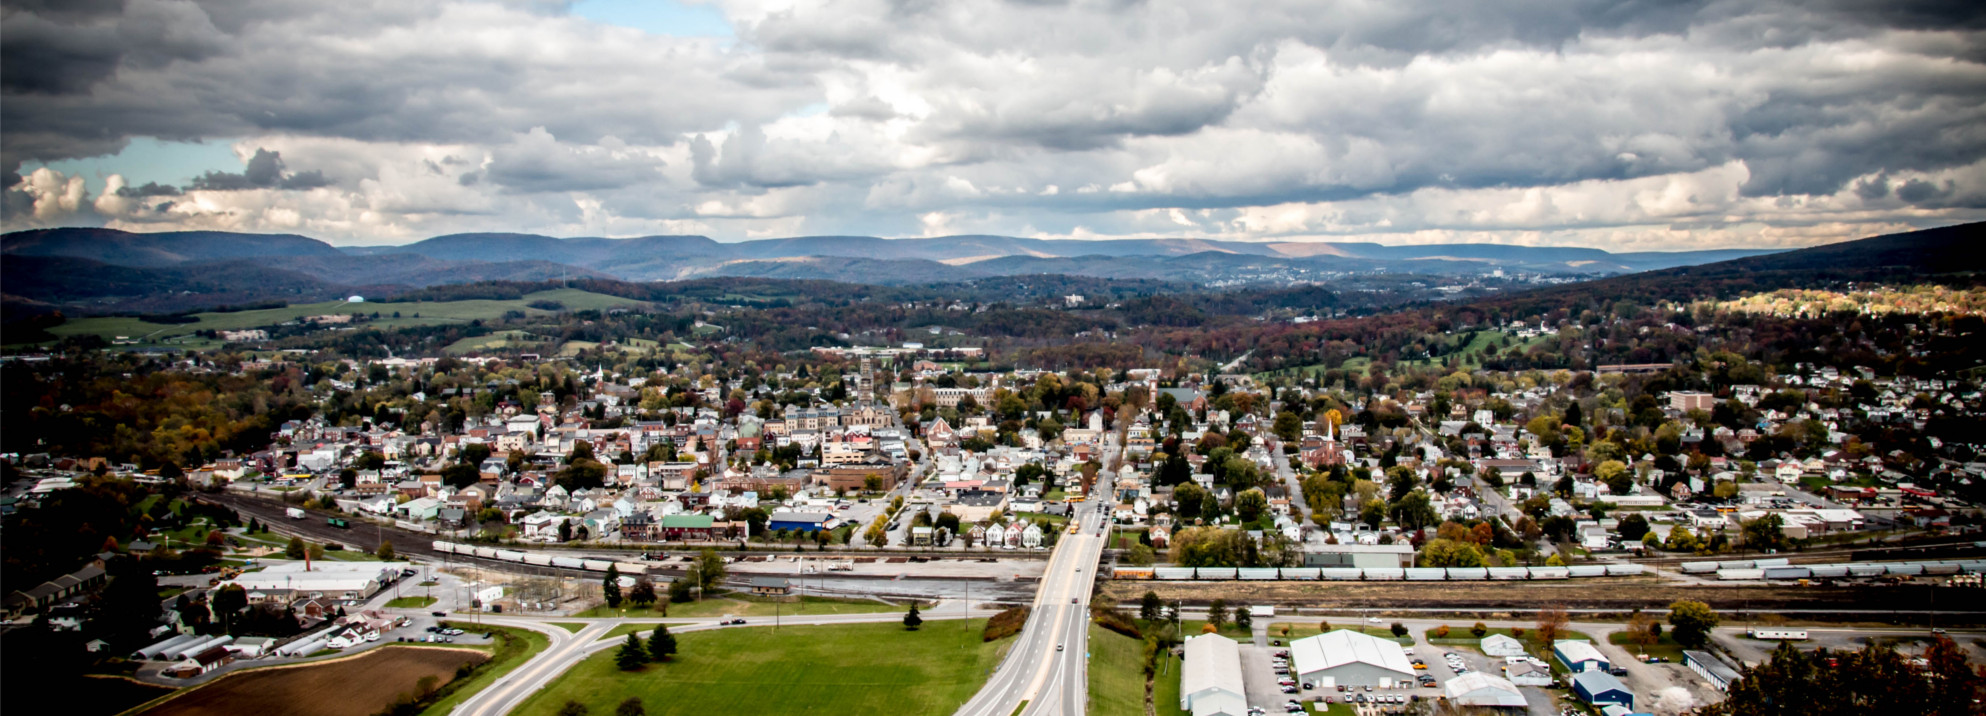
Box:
[419,622,552,716]
[49,289,646,346]
[549,622,586,634]
[1265,622,1411,645]
[514,620,1006,716]
[1608,630,1688,662]
[443,330,549,355]
[1089,625,1147,716]
[387,596,437,609]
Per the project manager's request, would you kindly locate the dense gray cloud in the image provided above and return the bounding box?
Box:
[1,0,1982,247]
[186,148,331,191]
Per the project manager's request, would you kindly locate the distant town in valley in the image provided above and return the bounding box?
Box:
[2,222,1983,716]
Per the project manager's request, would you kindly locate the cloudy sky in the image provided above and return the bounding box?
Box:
[3,0,1983,249]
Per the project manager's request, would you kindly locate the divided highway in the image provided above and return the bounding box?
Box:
[955,502,1110,716]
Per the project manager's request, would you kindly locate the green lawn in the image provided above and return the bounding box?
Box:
[49,289,647,346]
[549,622,587,634]
[1311,702,1356,715]
[1424,625,1530,652]
[569,593,907,620]
[387,596,437,609]
[602,622,686,640]
[419,622,552,716]
[514,620,1007,716]
[1266,622,1412,645]
[1609,630,1689,662]
[1089,625,1147,716]
[1153,650,1187,716]
[444,330,549,355]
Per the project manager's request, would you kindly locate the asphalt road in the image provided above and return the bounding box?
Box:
[954,501,1110,716]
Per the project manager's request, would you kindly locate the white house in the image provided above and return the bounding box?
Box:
[1289,630,1415,687]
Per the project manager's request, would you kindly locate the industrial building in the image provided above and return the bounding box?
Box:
[1685,650,1743,691]
[1444,672,1528,708]
[1179,633,1246,716]
[1554,639,1610,673]
[1572,670,1635,710]
[1289,629,1415,687]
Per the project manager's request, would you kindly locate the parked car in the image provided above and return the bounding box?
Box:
[432,611,447,617]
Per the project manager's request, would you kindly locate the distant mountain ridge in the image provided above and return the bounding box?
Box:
[0,224,1871,315]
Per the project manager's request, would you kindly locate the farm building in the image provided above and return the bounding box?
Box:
[1481,633,1526,657]
[1289,630,1415,687]
[1685,650,1743,691]
[1554,640,1610,673]
[1572,670,1635,710]
[1179,633,1246,716]
[1444,672,1527,708]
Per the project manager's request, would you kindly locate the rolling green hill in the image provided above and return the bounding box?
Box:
[43,289,646,347]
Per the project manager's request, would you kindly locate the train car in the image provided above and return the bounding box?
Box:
[1604,564,1646,577]
[1155,567,1195,581]
[493,550,527,563]
[1922,563,1961,576]
[1886,563,1925,576]
[550,556,586,570]
[1196,567,1238,580]
[1748,628,1808,640]
[1319,568,1361,581]
[1566,565,1608,578]
[613,561,650,576]
[1716,568,1765,581]
[1751,558,1790,568]
[1487,567,1528,580]
[1847,564,1886,578]
[1238,568,1280,581]
[1280,568,1321,581]
[472,547,499,559]
[1720,560,1755,570]
[1362,568,1405,581]
[1528,567,1570,580]
[430,540,457,554]
[1404,568,1445,581]
[1762,566,1811,580]
[1113,568,1155,580]
[1807,565,1849,579]
[1446,567,1489,580]
[582,559,616,572]
[1679,561,1719,574]
[520,552,553,566]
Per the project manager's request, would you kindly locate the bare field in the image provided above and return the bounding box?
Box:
[1103,578,1960,615]
[140,646,487,716]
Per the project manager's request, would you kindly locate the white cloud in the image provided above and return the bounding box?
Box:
[3,0,1983,248]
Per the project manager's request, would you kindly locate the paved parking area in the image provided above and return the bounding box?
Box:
[1238,643,1300,713]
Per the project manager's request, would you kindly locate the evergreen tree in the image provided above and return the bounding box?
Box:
[902,603,923,631]
[603,565,623,608]
[615,698,646,716]
[614,633,648,671]
[648,624,677,662]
